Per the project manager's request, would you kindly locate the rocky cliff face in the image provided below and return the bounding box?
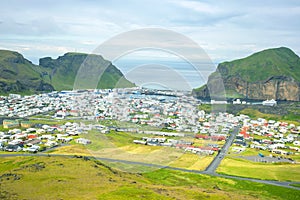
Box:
[39,52,135,91]
[224,76,299,101]
[0,50,54,94]
[0,50,134,94]
[193,47,300,101]
[194,72,300,102]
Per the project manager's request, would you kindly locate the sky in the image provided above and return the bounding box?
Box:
[1,0,300,89]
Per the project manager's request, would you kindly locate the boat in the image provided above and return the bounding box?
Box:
[262,99,277,106]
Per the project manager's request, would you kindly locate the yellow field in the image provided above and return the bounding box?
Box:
[217,157,300,182]
[49,145,92,156]
[50,143,215,172]
[169,153,214,171]
[1,156,299,200]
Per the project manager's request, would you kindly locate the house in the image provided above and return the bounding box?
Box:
[293,141,300,146]
[271,149,287,155]
[75,138,91,145]
[133,140,147,145]
[40,135,55,140]
[69,110,80,117]
[25,145,40,153]
[211,100,227,104]
[28,134,38,139]
[54,110,68,119]
[21,121,33,128]
[233,99,241,104]
[3,120,20,129]
[45,141,58,147]
[4,144,22,152]
[56,134,73,143]
[9,94,21,99]
[25,139,41,146]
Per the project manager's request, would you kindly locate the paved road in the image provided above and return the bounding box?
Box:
[204,125,240,173]
[1,124,299,191]
[1,153,299,191]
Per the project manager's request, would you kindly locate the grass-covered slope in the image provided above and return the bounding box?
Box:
[217,157,300,182]
[193,47,300,101]
[0,50,53,94]
[218,47,300,82]
[0,156,299,200]
[39,52,135,91]
[0,50,134,94]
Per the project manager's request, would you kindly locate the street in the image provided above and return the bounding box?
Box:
[204,125,240,173]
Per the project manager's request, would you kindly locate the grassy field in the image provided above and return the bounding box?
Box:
[217,157,300,182]
[238,108,300,125]
[50,130,217,172]
[239,108,280,120]
[229,146,300,161]
[290,183,300,188]
[0,125,9,132]
[51,145,214,172]
[168,153,214,171]
[0,156,299,200]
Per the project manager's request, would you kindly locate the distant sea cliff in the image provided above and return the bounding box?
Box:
[0,50,134,94]
[193,47,300,101]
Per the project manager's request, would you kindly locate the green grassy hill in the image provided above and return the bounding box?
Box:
[0,156,299,200]
[193,47,300,101]
[0,50,53,94]
[218,47,300,83]
[0,50,134,94]
[39,52,135,91]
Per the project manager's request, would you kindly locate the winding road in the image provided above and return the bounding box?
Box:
[1,125,299,191]
[1,152,299,191]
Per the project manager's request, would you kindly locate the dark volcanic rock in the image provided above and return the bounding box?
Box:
[193,47,300,101]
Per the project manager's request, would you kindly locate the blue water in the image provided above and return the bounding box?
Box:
[113,59,217,90]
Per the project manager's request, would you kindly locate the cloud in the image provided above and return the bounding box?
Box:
[0,17,64,36]
[174,1,220,14]
[0,0,299,66]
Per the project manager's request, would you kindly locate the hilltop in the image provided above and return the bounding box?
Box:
[0,50,53,94]
[0,50,134,94]
[39,52,135,91]
[193,47,300,101]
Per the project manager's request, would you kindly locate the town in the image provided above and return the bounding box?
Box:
[0,88,299,166]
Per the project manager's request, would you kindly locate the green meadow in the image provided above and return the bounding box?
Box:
[0,156,299,200]
[217,157,300,182]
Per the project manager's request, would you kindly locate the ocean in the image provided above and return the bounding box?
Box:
[113,59,217,91]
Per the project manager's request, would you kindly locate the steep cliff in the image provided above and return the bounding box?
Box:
[39,52,135,91]
[0,50,53,94]
[0,50,135,94]
[193,47,300,101]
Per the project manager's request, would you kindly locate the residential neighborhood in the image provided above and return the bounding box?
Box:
[231,116,300,163]
[0,88,299,165]
[0,120,96,153]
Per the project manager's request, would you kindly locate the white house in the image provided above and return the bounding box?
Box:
[75,138,91,145]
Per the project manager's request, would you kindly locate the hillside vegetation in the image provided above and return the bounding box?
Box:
[0,156,299,200]
[0,50,134,94]
[193,47,300,101]
[218,47,300,83]
[0,50,53,94]
[39,52,134,91]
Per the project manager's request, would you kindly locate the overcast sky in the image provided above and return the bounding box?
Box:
[1,0,299,65]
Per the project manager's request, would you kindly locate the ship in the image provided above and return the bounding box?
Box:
[262,99,277,106]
